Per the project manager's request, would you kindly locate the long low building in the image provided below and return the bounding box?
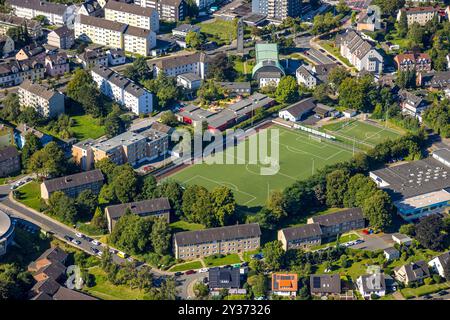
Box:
[40,169,104,200]
[105,197,171,232]
[104,0,159,32]
[74,15,156,56]
[370,149,450,222]
[278,208,365,251]
[8,0,77,25]
[91,65,153,115]
[0,209,14,256]
[173,223,261,260]
[151,51,208,79]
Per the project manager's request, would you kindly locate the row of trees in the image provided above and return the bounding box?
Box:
[422,98,450,138]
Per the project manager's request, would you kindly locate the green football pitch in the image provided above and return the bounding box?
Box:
[321,119,402,149]
[166,125,354,208]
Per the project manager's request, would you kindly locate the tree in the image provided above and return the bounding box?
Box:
[27,141,66,178]
[0,264,33,300]
[399,223,415,236]
[197,80,225,104]
[153,180,184,217]
[182,185,214,226]
[95,158,117,182]
[146,277,177,300]
[66,69,104,117]
[140,175,157,200]
[262,241,284,271]
[312,83,329,102]
[144,73,179,109]
[266,190,287,221]
[91,207,107,232]
[104,106,126,138]
[184,0,199,19]
[17,107,43,128]
[194,282,209,298]
[336,0,350,14]
[111,164,139,203]
[414,215,446,251]
[206,53,236,81]
[326,169,349,207]
[76,189,98,219]
[422,99,450,138]
[247,274,267,297]
[185,31,205,50]
[210,186,236,226]
[397,10,408,37]
[124,57,151,82]
[343,174,377,208]
[48,191,78,223]
[327,67,350,91]
[159,111,178,127]
[1,93,20,121]
[110,214,153,254]
[275,76,299,104]
[407,23,424,48]
[150,218,171,255]
[21,132,42,167]
[362,190,394,231]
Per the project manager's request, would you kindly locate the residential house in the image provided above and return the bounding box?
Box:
[14,123,53,149]
[208,267,241,291]
[0,35,14,56]
[0,13,43,39]
[72,128,168,169]
[8,0,77,25]
[77,0,103,17]
[271,273,298,297]
[278,97,316,122]
[357,5,382,32]
[252,43,285,87]
[46,25,74,49]
[107,48,126,66]
[397,6,439,26]
[398,90,429,122]
[105,197,171,233]
[310,274,342,297]
[418,71,450,89]
[278,223,322,251]
[172,23,200,38]
[78,48,108,69]
[370,151,450,221]
[384,247,400,261]
[45,52,69,77]
[18,80,65,118]
[40,169,104,200]
[394,52,432,73]
[135,0,186,22]
[0,146,20,177]
[176,73,202,90]
[307,208,365,239]
[339,30,384,74]
[428,252,449,278]
[173,223,261,260]
[356,273,386,299]
[394,261,430,285]
[312,63,339,83]
[295,66,317,89]
[104,0,159,32]
[0,59,44,88]
[91,65,154,115]
[151,51,208,79]
[16,44,46,61]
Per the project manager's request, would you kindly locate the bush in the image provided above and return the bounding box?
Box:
[432,274,442,284]
[424,278,434,286]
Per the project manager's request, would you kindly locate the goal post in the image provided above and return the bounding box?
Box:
[309,134,322,142]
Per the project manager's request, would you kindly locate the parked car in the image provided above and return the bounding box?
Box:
[90,247,99,254]
[75,232,84,238]
[91,239,100,246]
[174,272,183,277]
[109,248,118,254]
[185,270,196,275]
[199,268,208,273]
[97,250,103,257]
[203,277,208,284]
[71,239,81,245]
[64,235,73,242]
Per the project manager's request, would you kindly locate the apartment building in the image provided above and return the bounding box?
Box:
[0,146,21,177]
[339,30,384,74]
[104,0,159,32]
[173,223,261,260]
[18,80,65,118]
[47,25,74,49]
[16,43,45,61]
[397,6,439,26]
[77,0,103,17]
[134,0,186,22]
[40,169,104,200]
[398,89,428,122]
[45,52,69,77]
[8,0,77,25]
[278,208,365,250]
[152,51,208,79]
[74,15,156,56]
[295,65,317,89]
[0,13,43,38]
[252,0,301,20]
[393,261,430,285]
[394,52,432,72]
[77,48,109,69]
[105,197,171,232]
[91,65,153,115]
[72,128,168,170]
[357,5,382,32]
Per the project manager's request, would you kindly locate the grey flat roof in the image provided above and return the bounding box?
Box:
[371,157,450,200]
[434,148,450,163]
[0,209,12,239]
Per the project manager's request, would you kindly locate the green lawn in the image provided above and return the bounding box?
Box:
[15,181,42,211]
[83,267,147,300]
[401,282,450,299]
[199,19,236,43]
[204,254,242,267]
[167,125,354,208]
[169,220,205,233]
[69,114,106,140]
[234,59,255,77]
[311,232,360,251]
[321,120,402,150]
[242,249,261,262]
[169,260,203,272]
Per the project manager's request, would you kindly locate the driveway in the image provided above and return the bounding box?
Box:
[349,232,395,251]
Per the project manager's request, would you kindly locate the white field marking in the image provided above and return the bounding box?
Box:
[279,129,327,150]
[182,174,257,206]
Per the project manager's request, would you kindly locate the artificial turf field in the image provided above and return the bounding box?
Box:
[321,119,402,149]
[167,125,354,208]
